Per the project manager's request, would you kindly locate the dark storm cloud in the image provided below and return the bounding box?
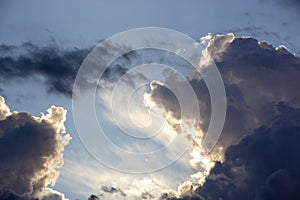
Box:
[208,34,300,147]
[148,33,300,147]
[147,81,181,119]
[141,33,300,199]
[0,96,70,200]
[193,104,300,200]
[163,106,300,199]
[0,43,88,96]
[147,74,253,149]
[0,113,57,195]
[213,35,300,110]
[0,41,201,99]
[0,190,30,200]
[0,42,129,97]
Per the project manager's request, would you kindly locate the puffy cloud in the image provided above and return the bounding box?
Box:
[0,96,11,120]
[82,175,170,200]
[0,96,71,199]
[193,104,300,200]
[150,33,300,148]
[5,32,300,200]
[141,33,300,199]
[209,35,300,143]
[56,34,300,199]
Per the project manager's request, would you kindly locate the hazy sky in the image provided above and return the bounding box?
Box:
[0,0,299,53]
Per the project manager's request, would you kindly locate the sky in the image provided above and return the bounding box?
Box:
[1,1,300,200]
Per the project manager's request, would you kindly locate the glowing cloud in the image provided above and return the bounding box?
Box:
[0,96,71,200]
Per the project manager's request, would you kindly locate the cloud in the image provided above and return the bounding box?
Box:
[140,33,300,199]
[145,81,180,119]
[0,41,199,99]
[101,186,126,197]
[0,42,129,97]
[150,33,300,148]
[203,33,300,149]
[12,32,295,199]
[0,43,88,96]
[143,79,224,191]
[88,194,100,200]
[193,104,300,200]
[212,34,300,115]
[0,96,71,200]
[0,96,11,120]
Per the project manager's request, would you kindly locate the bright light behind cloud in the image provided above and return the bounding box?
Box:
[93,70,225,198]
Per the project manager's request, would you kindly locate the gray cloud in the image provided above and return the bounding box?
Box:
[142,33,300,199]
[0,96,71,200]
[193,104,300,200]
[88,194,100,200]
[209,34,300,148]
[7,33,298,200]
[101,186,126,197]
[148,33,300,146]
[214,35,300,115]
[0,42,130,97]
[0,41,199,99]
[0,43,88,96]
[147,81,181,119]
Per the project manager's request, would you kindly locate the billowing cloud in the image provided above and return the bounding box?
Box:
[7,33,298,200]
[149,33,300,146]
[0,96,71,200]
[0,96,10,120]
[193,104,300,200]
[203,33,300,148]
[139,33,300,199]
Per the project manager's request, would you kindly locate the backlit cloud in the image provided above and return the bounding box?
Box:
[0,96,71,200]
[162,33,300,199]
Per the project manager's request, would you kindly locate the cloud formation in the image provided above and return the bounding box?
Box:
[0,43,129,97]
[150,33,300,146]
[194,104,300,200]
[0,96,71,200]
[158,33,300,199]
[3,33,298,200]
[83,33,300,199]
[0,43,89,96]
